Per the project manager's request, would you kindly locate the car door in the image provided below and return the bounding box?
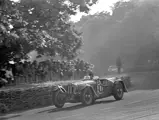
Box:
[96,79,113,98]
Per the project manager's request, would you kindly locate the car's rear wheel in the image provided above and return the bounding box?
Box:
[113,82,124,100]
[81,87,94,106]
[53,90,66,108]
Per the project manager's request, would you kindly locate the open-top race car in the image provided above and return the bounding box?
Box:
[53,75,131,108]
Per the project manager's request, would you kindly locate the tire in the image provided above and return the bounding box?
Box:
[113,82,124,100]
[81,87,94,106]
[53,90,66,108]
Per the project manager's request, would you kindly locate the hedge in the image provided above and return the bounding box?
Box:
[0,80,77,114]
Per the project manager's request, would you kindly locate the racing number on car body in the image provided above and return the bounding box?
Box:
[97,84,103,93]
[99,85,103,92]
[97,80,103,93]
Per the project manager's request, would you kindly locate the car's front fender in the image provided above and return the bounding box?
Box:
[79,84,99,97]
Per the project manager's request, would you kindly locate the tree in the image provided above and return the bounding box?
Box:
[0,0,28,65]
[76,0,159,75]
[0,0,98,65]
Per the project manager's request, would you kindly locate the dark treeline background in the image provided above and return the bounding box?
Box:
[75,0,159,75]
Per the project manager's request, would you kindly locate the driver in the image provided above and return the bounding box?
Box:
[89,72,94,79]
[83,71,94,80]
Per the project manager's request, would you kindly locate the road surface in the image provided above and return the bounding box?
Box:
[1,72,159,120]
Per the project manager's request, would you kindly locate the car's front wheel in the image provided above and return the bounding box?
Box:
[53,90,66,108]
[113,82,124,100]
[81,87,94,106]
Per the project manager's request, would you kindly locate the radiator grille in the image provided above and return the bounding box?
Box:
[67,84,77,94]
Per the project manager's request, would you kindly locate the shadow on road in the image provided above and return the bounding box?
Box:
[37,100,116,114]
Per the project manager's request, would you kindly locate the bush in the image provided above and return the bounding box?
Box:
[0,103,8,113]
[0,85,55,113]
[0,80,78,113]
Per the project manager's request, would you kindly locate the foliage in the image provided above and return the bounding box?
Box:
[76,0,159,75]
[0,0,98,65]
[14,59,94,81]
[0,0,27,64]
[0,79,79,113]
[0,84,55,113]
[0,103,8,113]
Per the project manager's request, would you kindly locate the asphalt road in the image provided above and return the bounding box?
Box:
[2,72,159,120]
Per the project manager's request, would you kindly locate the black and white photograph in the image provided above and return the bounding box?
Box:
[1,0,159,120]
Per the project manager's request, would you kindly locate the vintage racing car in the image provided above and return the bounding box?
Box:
[53,75,131,108]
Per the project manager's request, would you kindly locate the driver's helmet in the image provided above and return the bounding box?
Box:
[88,72,94,79]
[84,75,91,80]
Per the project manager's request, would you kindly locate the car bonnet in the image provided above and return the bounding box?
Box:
[73,80,95,86]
